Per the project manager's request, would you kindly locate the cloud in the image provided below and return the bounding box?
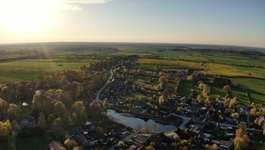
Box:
[63,0,112,10]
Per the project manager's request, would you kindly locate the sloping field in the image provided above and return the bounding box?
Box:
[138,58,265,79]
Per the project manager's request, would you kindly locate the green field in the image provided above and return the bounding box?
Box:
[0,57,95,81]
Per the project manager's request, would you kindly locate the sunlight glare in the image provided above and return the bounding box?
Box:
[0,0,63,34]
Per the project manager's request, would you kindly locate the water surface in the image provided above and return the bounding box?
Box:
[106,109,176,133]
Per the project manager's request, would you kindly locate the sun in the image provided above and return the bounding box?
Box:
[0,0,63,34]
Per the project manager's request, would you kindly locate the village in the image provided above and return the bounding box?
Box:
[0,56,265,150]
[57,56,265,150]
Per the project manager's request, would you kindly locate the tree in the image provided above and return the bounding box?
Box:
[229,97,237,108]
[72,101,86,115]
[64,138,78,150]
[46,89,72,107]
[205,96,215,105]
[32,90,52,115]
[250,104,257,116]
[224,97,238,108]
[37,72,69,90]
[158,72,168,91]
[233,125,250,150]
[158,92,168,105]
[0,98,9,119]
[0,120,12,138]
[223,84,232,97]
[53,101,67,118]
[38,112,46,129]
[146,145,155,150]
[71,101,87,125]
[159,75,168,84]
[224,97,230,107]
[7,103,21,120]
[15,81,35,102]
[197,94,204,103]
[64,70,83,82]
[47,114,56,125]
[52,117,64,130]
[0,84,16,101]
[65,82,83,100]
[198,81,210,97]
[198,81,205,89]
[202,84,210,97]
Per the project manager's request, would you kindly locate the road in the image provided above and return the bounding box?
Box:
[96,69,114,101]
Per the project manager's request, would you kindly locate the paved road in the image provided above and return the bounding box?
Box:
[96,69,114,101]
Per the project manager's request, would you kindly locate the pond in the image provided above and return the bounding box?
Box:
[106,109,177,133]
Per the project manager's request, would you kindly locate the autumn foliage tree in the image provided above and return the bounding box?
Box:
[223,84,232,98]
[0,120,12,138]
[71,101,87,125]
[198,81,210,98]
[233,125,250,150]
[64,138,78,150]
[158,72,168,91]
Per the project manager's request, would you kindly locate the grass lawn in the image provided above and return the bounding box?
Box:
[232,78,265,95]
[232,77,265,104]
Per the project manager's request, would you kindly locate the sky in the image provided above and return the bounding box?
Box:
[0,0,265,47]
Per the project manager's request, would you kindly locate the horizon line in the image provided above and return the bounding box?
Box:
[0,41,264,50]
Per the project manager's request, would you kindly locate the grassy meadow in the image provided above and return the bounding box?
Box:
[0,57,96,81]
